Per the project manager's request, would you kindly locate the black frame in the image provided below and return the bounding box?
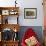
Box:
[24,8,37,19]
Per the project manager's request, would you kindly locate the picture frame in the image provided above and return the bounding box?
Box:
[2,10,9,15]
[24,8,37,19]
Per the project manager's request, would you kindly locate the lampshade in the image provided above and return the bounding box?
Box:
[13,28,17,32]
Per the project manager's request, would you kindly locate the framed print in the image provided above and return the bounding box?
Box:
[24,8,37,19]
[9,10,18,15]
[9,9,15,15]
[2,10,9,15]
[9,11,15,15]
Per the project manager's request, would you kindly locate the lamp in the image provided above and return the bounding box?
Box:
[15,0,17,7]
[14,28,17,32]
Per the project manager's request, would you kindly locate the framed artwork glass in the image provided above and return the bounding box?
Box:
[24,8,37,19]
[2,10,9,15]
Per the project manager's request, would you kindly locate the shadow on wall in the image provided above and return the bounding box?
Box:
[18,26,44,44]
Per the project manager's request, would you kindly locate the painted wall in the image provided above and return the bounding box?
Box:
[18,26,43,44]
[18,0,43,26]
[0,0,43,26]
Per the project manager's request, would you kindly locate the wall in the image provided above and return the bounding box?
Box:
[18,0,43,26]
[0,0,43,26]
[18,26,43,44]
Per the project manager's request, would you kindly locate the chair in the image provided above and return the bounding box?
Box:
[21,28,41,46]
